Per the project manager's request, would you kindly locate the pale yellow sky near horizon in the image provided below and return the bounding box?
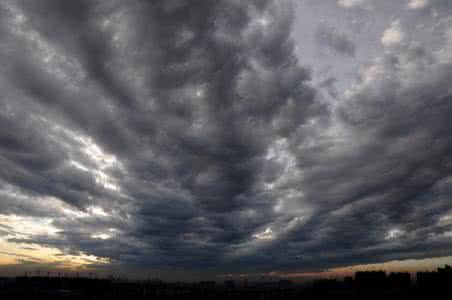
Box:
[1,212,452,278]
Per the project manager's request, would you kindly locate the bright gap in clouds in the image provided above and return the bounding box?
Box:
[0,214,110,269]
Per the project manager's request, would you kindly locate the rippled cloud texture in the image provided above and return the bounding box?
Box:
[1,0,452,278]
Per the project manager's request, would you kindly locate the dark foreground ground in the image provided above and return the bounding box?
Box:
[1,266,451,300]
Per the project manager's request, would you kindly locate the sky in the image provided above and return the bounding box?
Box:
[1,0,452,281]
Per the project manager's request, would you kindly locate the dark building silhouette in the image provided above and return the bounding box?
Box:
[355,271,387,289]
[417,264,452,290]
[343,276,354,289]
[417,271,437,289]
[199,281,216,289]
[313,278,341,290]
[438,264,452,275]
[278,279,292,289]
[1,265,452,299]
[224,279,236,289]
[387,272,411,289]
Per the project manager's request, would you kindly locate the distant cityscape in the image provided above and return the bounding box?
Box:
[0,265,451,299]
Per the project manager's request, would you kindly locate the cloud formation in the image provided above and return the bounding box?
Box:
[0,0,452,277]
[408,0,429,10]
[381,20,404,47]
[315,24,356,56]
[338,0,366,8]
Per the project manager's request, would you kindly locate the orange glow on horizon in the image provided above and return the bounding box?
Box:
[0,214,111,271]
[222,256,452,281]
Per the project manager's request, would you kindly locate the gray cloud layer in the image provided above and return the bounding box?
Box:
[1,0,452,276]
[315,24,356,56]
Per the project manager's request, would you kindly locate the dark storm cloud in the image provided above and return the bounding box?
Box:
[264,40,452,271]
[318,76,338,98]
[0,0,323,270]
[315,24,355,57]
[1,0,452,277]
